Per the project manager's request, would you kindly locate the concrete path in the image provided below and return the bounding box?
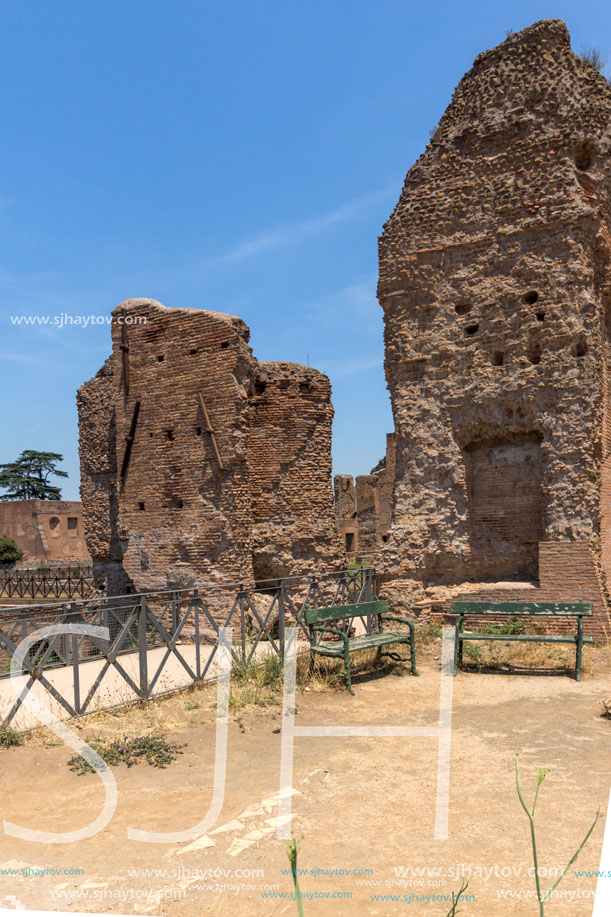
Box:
[0,639,279,732]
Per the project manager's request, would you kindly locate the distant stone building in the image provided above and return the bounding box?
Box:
[77,299,344,594]
[334,433,396,557]
[378,20,611,636]
[0,499,91,566]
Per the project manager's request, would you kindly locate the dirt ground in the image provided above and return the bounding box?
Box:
[0,637,610,916]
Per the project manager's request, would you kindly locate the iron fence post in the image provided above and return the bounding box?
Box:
[138,594,148,699]
[239,583,246,664]
[70,604,81,716]
[194,588,201,680]
[278,580,285,660]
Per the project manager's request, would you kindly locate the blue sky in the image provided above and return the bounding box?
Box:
[1,0,610,500]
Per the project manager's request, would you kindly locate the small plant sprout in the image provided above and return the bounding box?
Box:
[445,879,469,916]
[285,832,306,917]
[515,753,599,915]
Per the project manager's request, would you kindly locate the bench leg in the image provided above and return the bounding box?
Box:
[409,623,419,676]
[308,649,315,677]
[344,646,354,695]
[453,618,462,676]
[576,616,584,682]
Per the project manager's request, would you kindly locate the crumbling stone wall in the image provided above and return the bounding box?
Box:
[248,362,344,580]
[378,20,611,636]
[78,299,344,594]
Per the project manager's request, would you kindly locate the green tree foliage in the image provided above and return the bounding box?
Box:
[0,537,23,565]
[0,450,68,501]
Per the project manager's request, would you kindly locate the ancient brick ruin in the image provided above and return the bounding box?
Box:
[334,433,396,557]
[0,499,91,566]
[77,299,344,594]
[378,20,611,636]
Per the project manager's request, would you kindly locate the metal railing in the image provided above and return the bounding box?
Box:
[0,567,376,727]
[0,566,95,600]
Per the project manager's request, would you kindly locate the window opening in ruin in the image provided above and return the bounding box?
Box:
[455,302,472,315]
[138,502,145,511]
[464,323,479,335]
[527,342,542,365]
[195,426,202,436]
[157,355,164,362]
[254,381,267,394]
[189,347,198,355]
[382,535,389,543]
[492,351,504,366]
[300,382,312,393]
[573,334,588,357]
[67,517,78,530]
[345,532,355,552]
[536,311,546,321]
[166,430,174,440]
[221,341,229,349]
[523,291,539,305]
[49,517,60,531]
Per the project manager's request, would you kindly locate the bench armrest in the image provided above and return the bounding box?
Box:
[380,614,415,628]
[311,624,349,643]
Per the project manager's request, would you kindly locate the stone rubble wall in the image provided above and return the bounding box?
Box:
[378,19,611,636]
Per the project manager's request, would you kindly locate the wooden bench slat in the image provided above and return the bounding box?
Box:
[311,632,412,656]
[305,600,387,625]
[452,601,593,616]
[460,633,594,644]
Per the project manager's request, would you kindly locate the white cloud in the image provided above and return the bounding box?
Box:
[204,183,398,267]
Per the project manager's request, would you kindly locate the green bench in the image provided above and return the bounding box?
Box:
[451,601,594,681]
[305,599,418,695]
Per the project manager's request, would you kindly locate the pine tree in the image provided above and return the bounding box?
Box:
[0,450,68,501]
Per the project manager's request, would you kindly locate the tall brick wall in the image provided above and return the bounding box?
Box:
[248,362,344,580]
[78,358,126,591]
[378,20,611,636]
[77,299,344,594]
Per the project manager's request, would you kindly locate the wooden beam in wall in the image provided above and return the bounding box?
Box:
[120,400,141,485]
[197,392,224,471]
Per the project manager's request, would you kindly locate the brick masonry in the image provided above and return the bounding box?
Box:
[77,299,344,594]
[377,20,611,638]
